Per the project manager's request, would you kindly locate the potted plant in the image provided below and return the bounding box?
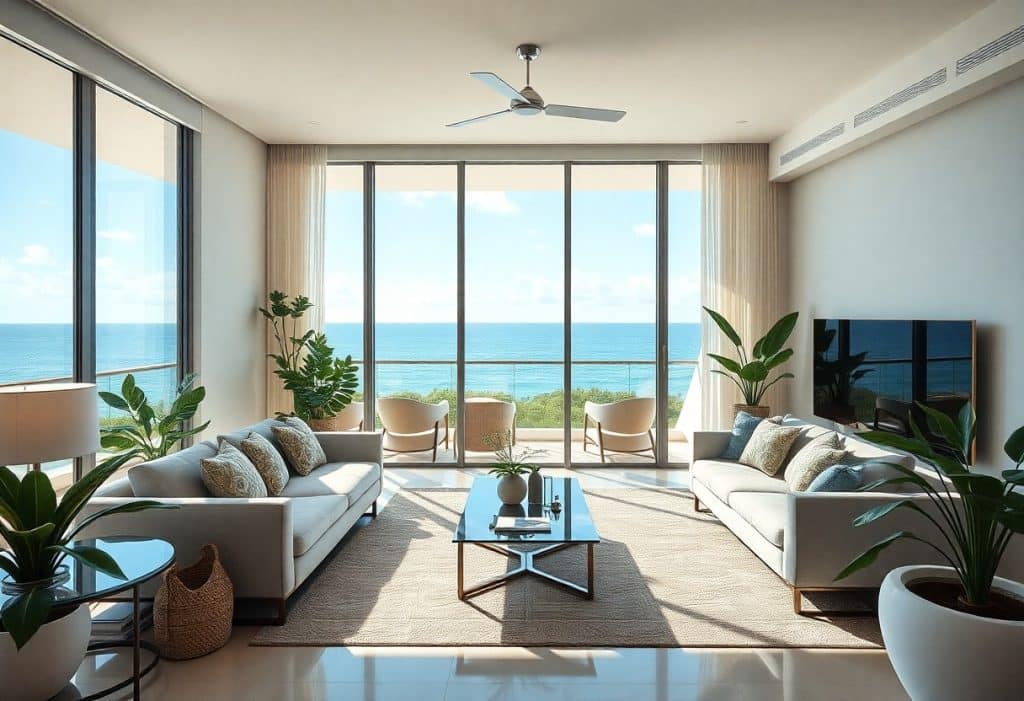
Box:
[703,307,799,419]
[276,333,359,431]
[99,373,210,461]
[812,320,873,424]
[0,455,175,700]
[486,431,544,505]
[836,403,1024,701]
[261,290,359,426]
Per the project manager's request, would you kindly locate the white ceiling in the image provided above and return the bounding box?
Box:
[39,0,991,144]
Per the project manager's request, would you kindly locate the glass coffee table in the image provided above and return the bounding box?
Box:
[453,476,599,600]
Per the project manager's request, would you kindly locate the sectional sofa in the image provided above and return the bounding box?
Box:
[690,417,1024,614]
[80,419,383,623]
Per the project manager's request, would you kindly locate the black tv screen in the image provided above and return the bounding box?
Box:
[813,319,975,453]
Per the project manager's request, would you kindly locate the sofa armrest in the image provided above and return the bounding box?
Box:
[691,431,732,461]
[317,430,384,464]
[785,491,947,588]
[78,497,295,599]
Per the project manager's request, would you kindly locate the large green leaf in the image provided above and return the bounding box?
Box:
[958,402,977,458]
[1004,426,1024,465]
[852,499,913,527]
[47,544,126,580]
[707,353,742,374]
[0,552,18,579]
[52,453,133,535]
[835,531,939,581]
[97,391,130,411]
[917,402,965,458]
[757,311,799,358]
[100,433,139,451]
[1,588,55,650]
[738,361,768,383]
[0,466,19,509]
[762,348,794,371]
[17,471,57,529]
[703,307,742,347]
[1003,469,1024,486]
[996,509,1024,533]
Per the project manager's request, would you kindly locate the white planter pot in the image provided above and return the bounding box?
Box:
[879,565,1024,701]
[0,604,91,701]
[496,475,527,505]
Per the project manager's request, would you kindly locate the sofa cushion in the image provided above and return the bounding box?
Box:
[739,422,801,476]
[272,417,328,476]
[784,432,848,492]
[780,418,835,458]
[280,461,382,500]
[240,431,290,496]
[200,442,268,498]
[807,463,864,492]
[691,459,788,503]
[721,411,766,460]
[218,418,288,460]
[291,495,349,556]
[128,442,216,497]
[727,492,787,548]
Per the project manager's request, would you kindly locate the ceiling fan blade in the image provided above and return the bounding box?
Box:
[445,109,512,128]
[545,104,626,123]
[470,72,530,103]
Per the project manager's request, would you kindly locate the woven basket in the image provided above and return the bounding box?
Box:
[154,543,234,660]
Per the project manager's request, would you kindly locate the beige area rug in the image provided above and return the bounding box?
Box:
[251,488,882,648]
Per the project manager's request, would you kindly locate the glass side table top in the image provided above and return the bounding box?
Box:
[453,476,600,544]
[0,536,174,608]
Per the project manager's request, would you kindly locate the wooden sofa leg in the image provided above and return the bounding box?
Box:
[370,499,378,518]
[693,495,705,513]
[793,587,802,615]
[275,598,288,625]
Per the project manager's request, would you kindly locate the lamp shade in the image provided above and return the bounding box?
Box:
[0,383,100,465]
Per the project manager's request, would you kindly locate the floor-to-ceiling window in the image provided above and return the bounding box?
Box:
[374,165,458,463]
[0,35,192,482]
[465,165,564,464]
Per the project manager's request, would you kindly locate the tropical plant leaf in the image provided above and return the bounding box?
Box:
[738,361,768,383]
[707,353,742,374]
[958,402,977,458]
[758,311,799,358]
[46,544,126,580]
[1005,426,1024,465]
[100,434,139,451]
[17,471,56,530]
[996,509,1024,533]
[835,531,938,581]
[1,588,54,650]
[917,402,965,458]
[1002,469,1024,485]
[0,552,18,579]
[762,348,794,371]
[851,499,914,527]
[97,391,130,411]
[703,307,742,347]
[53,453,134,534]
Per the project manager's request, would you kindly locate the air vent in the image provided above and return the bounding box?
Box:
[853,69,947,128]
[780,124,845,166]
[957,24,1024,75]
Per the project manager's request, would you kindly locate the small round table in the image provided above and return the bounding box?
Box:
[0,536,174,701]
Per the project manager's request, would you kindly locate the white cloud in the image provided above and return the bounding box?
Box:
[17,244,54,266]
[97,256,115,270]
[632,223,655,237]
[467,191,518,215]
[98,230,137,242]
[398,192,442,207]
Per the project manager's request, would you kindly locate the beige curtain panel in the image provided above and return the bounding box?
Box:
[265,144,327,416]
[700,143,788,430]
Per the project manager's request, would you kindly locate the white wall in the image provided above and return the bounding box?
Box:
[788,77,1024,468]
[195,108,267,436]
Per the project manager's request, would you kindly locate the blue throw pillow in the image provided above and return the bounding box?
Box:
[720,411,762,460]
[807,463,863,492]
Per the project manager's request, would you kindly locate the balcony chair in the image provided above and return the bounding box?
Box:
[582,397,656,462]
[377,397,450,461]
[463,397,517,451]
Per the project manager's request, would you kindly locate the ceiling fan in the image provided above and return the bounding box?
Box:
[446,44,626,128]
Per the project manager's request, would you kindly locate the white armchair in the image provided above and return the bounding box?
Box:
[582,397,656,462]
[377,397,450,461]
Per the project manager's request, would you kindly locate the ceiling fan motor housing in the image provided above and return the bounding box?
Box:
[512,86,545,115]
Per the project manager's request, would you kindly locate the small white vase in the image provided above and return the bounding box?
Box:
[0,603,91,701]
[879,565,1024,701]
[496,475,527,505]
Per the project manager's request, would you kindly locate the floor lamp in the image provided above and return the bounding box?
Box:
[0,383,99,474]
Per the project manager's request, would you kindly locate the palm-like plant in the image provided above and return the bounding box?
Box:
[99,373,209,461]
[837,402,1024,608]
[276,333,359,421]
[703,307,799,407]
[485,431,544,478]
[0,455,176,648]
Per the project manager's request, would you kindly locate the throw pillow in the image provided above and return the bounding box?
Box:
[785,432,848,491]
[271,416,327,476]
[738,421,802,476]
[239,431,290,496]
[721,411,763,460]
[200,441,268,498]
[808,463,863,492]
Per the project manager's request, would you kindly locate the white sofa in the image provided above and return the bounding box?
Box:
[81,419,383,623]
[690,417,1023,614]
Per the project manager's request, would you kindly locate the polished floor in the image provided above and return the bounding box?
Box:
[383,437,692,466]
[63,467,909,701]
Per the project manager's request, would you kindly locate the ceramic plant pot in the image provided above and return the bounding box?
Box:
[496,474,527,505]
[0,603,91,701]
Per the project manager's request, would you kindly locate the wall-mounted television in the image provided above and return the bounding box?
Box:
[813,319,976,457]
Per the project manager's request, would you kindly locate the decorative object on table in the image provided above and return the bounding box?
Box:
[98,373,210,461]
[551,494,562,514]
[812,319,874,424]
[493,515,551,533]
[527,466,543,504]
[485,430,544,505]
[261,290,359,425]
[154,543,233,660]
[836,403,1024,701]
[703,306,799,419]
[0,435,174,701]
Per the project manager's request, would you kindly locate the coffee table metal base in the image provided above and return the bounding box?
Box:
[457,542,594,600]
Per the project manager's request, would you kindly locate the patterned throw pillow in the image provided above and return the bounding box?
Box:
[721,411,763,460]
[808,463,863,492]
[200,441,268,498]
[738,421,802,476]
[784,432,849,491]
[239,431,290,496]
[271,417,327,476]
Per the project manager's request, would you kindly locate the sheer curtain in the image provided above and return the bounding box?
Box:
[265,145,327,416]
[700,144,788,430]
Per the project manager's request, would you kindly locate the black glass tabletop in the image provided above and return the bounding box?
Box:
[453,476,600,544]
[0,536,174,608]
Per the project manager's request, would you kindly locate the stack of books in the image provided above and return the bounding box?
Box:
[493,515,551,533]
[90,601,153,638]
